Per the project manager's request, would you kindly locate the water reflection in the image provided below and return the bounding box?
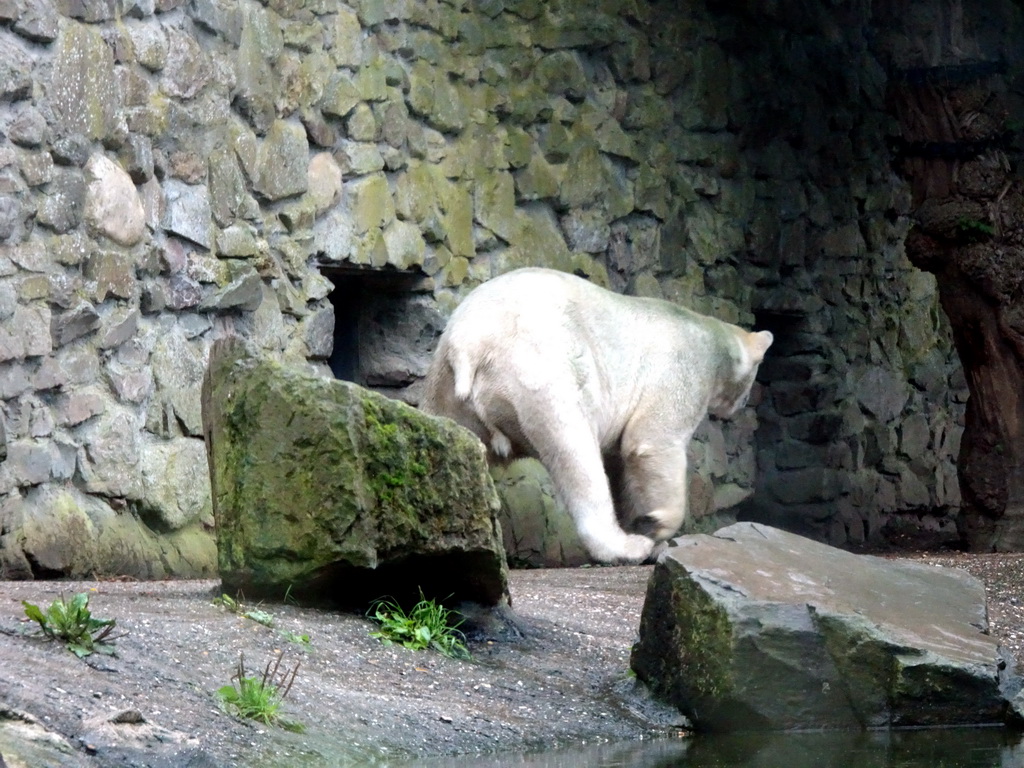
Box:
[404,728,1024,768]
[682,728,1024,768]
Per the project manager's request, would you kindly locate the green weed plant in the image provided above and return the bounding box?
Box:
[956,216,996,240]
[368,591,469,660]
[282,630,311,645]
[22,593,118,658]
[243,608,275,628]
[213,594,311,646]
[211,593,239,612]
[213,593,274,627]
[217,653,303,732]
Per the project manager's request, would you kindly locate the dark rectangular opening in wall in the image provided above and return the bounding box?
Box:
[328,277,361,382]
[320,264,442,404]
[753,310,804,360]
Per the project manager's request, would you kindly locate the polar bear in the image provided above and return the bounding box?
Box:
[422,268,772,564]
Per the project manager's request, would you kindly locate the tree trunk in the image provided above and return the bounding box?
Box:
[890,68,1024,550]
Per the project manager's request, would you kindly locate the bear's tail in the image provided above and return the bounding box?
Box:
[450,347,477,402]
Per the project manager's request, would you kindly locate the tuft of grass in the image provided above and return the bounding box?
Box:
[243,608,275,628]
[283,584,299,606]
[213,593,311,646]
[217,653,303,732]
[212,593,239,612]
[368,591,469,660]
[213,594,275,628]
[22,593,118,658]
[955,216,995,240]
[282,630,311,646]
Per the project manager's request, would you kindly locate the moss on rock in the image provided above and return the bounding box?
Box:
[631,554,735,717]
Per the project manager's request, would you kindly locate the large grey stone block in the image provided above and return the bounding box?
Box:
[632,522,1022,731]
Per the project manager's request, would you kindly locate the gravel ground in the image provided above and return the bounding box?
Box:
[1,553,1023,767]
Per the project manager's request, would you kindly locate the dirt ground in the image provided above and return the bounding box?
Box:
[1,553,1023,768]
[0,566,687,767]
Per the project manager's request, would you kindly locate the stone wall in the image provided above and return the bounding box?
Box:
[725,2,969,547]
[0,0,970,577]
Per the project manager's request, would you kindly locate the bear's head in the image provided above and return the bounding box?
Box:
[709,330,773,418]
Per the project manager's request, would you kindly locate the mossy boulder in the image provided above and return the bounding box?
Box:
[0,486,215,580]
[201,338,509,608]
[491,459,589,568]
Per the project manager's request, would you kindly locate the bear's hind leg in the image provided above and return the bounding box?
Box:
[531,420,655,564]
[618,431,689,542]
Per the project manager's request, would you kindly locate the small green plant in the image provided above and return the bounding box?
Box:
[217,653,303,732]
[955,216,995,239]
[22,593,118,658]
[282,630,311,645]
[213,594,275,628]
[368,591,470,660]
[243,608,275,628]
[283,585,298,606]
[212,593,239,612]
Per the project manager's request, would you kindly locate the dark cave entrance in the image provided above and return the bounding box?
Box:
[320,265,444,404]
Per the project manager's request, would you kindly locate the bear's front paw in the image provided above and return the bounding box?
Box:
[581,527,656,564]
[599,533,655,565]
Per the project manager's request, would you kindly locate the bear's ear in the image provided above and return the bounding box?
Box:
[744,330,773,364]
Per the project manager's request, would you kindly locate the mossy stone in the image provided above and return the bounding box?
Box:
[355,57,388,101]
[474,170,517,241]
[383,219,426,269]
[491,459,589,568]
[514,150,561,202]
[322,74,361,118]
[347,103,378,141]
[558,144,607,209]
[440,180,474,258]
[631,555,735,707]
[51,23,120,142]
[203,339,509,606]
[348,173,395,234]
[407,60,435,118]
[253,120,309,201]
[505,126,534,169]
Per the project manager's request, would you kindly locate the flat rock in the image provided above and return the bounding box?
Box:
[631,522,1023,731]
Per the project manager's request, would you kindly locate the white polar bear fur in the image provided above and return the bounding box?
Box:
[422,267,773,564]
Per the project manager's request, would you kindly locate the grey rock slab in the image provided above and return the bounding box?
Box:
[252,119,309,201]
[8,105,49,147]
[139,437,212,530]
[13,0,60,43]
[632,522,1022,731]
[0,194,23,241]
[50,22,121,141]
[50,301,100,348]
[162,180,213,249]
[197,262,262,312]
[0,40,33,101]
[37,168,86,234]
[853,365,911,423]
[3,438,75,486]
[0,305,51,361]
[0,710,86,767]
